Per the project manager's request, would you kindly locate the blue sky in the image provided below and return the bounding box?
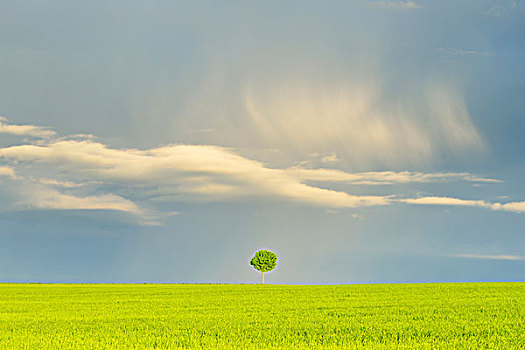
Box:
[1,0,524,283]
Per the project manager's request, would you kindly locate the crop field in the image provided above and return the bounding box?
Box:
[1,283,524,349]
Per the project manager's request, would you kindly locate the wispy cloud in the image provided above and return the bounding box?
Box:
[244,81,483,168]
[0,116,56,139]
[401,196,490,208]
[435,47,494,57]
[321,153,340,164]
[367,1,422,10]
[24,187,141,214]
[4,179,159,225]
[400,196,525,214]
[288,168,500,185]
[456,253,525,261]
[38,178,84,188]
[486,0,519,17]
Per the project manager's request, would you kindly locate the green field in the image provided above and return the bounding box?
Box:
[1,282,524,349]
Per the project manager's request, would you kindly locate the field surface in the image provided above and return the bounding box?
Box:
[1,282,524,349]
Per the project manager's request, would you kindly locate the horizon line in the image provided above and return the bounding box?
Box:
[1,280,524,285]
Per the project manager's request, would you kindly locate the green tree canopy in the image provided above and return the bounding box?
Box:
[250,250,277,284]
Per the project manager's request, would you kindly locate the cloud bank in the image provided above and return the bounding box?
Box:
[0,118,520,224]
[0,138,390,210]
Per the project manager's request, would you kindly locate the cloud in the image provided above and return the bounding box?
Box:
[400,196,525,214]
[244,81,483,168]
[0,119,521,225]
[0,116,56,138]
[3,178,159,224]
[401,196,490,208]
[486,1,519,17]
[140,38,484,170]
[456,254,525,261]
[491,201,525,214]
[0,166,15,178]
[367,1,422,10]
[321,153,340,164]
[0,139,390,210]
[23,187,141,214]
[1,138,501,210]
[287,168,500,185]
[435,47,494,57]
[38,178,84,188]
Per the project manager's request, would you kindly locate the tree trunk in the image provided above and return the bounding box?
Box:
[262,271,265,284]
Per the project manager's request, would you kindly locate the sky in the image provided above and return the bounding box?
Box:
[1,0,524,283]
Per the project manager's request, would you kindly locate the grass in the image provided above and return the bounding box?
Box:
[0,282,524,349]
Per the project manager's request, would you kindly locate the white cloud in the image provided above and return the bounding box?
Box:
[39,178,83,188]
[321,153,340,164]
[0,139,390,210]
[367,1,422,10]
[2,138,501,210]
[0,168,152,219]
[491,201,525,213]
[0,117,56,138]
[456,254,525,261]
[0,119,521,225]
[0,166,15,178]
[401,196,490,208]
[25,188,141,214]
[400,196,525,214]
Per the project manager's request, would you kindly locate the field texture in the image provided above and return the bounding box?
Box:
[1,282,524,349]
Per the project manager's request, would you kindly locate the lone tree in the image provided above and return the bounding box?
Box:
[250,250,277,284]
